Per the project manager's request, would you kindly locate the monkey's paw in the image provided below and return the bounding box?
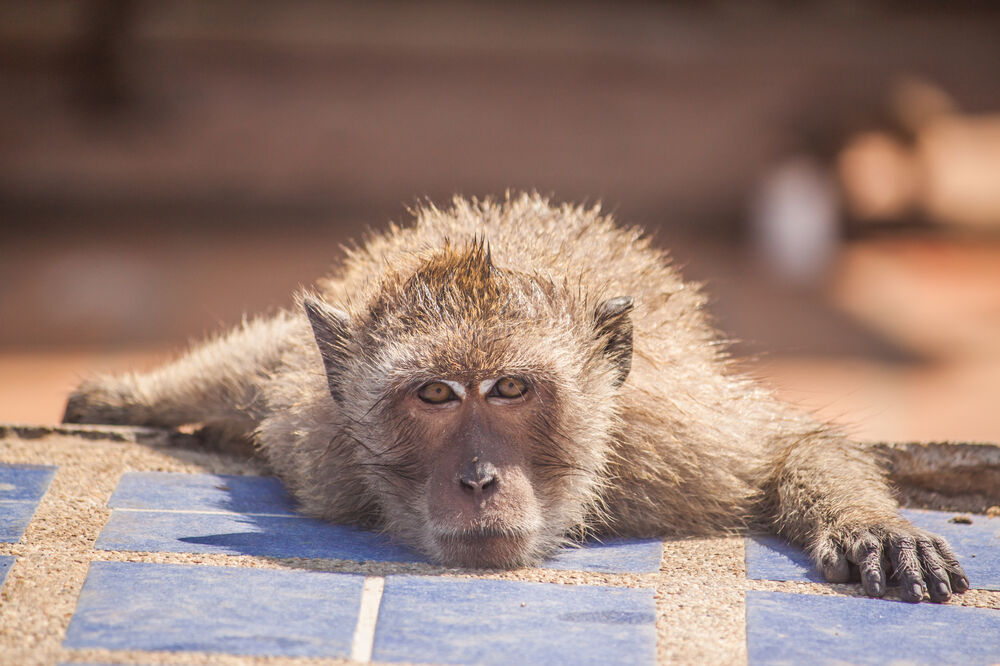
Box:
[814,523,969,603]
[62,377,140,425]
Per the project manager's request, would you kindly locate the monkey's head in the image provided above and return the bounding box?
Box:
[303,240,633,568]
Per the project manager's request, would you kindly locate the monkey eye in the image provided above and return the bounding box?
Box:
[490,377,528,399]
[418,381,457,404]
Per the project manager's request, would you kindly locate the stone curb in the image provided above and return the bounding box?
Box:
[0,423,203,447]
[866,441,1000,505]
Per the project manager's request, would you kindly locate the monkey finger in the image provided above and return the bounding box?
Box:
[887,536,925,603]
[916,539,952,603]
[949,568,970,594]
[855,543,886,598]
[932,536,970,594]
[820,548,851,583]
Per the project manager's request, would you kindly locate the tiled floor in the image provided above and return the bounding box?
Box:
[747,591,1000,665]
[1,445,999,665]
[54,467,662,663]
[64,562,658,664]
[372,576,656,665]
[65,561,367,657]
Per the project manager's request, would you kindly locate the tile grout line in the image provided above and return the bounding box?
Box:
[350,575,386,663]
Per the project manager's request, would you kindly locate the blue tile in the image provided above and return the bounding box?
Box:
[109,472,296,515]
[101,472,660,573]
[373,576,657,665]
[745,534,825,583]
[64,561,364,657]
[0,503,41,543]
[746,509,1000,590]
[0,463,56,502]
[0,555,14,588]
[0,463,56,542]
[544,538,663,573]
[96,509,418,562]
[747,590,1000,665]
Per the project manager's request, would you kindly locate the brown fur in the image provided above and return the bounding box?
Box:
[64,193,968,601]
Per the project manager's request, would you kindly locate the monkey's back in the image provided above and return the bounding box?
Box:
[317,194,720,371]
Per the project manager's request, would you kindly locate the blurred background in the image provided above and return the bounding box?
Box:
[1,1,999,442]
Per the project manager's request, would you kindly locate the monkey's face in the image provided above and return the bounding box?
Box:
[309,317,633,569]
[393,374,548,567]
[302,244,635,568]
[339,319,613,568]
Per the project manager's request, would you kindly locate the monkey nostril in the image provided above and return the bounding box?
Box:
[459,460,498,493]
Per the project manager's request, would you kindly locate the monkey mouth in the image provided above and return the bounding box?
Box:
[431,527,536,569]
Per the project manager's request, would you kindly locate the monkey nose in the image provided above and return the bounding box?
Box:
[458,459,498,497]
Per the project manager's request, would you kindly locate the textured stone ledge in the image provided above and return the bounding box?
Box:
[0,423,200,448]
[865,441,1000,511]
[867,441,1000,496]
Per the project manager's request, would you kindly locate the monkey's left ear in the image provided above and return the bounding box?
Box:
[593,296,634,387]
[303,297,353,403]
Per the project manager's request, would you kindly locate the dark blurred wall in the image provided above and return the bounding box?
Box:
[2,1,999,349]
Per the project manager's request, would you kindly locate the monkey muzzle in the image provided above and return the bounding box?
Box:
[425,457,542,568]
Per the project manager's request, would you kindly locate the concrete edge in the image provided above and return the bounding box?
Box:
[0,422,199,447]
[864,440,1000,509]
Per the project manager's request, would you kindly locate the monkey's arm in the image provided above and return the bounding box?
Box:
[63,311,302,439]
[759,431,970,602]
[604,377,969,603]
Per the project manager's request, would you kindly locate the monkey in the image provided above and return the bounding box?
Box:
[63,193,968,603]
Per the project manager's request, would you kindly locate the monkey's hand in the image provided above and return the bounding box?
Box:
[62,376,141,425]
[813,522,969,603]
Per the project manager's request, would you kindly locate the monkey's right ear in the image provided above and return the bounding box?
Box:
[593,296,634,388]
[303,297,353,403]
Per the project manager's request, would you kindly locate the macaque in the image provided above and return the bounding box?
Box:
[64,194,968,602]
